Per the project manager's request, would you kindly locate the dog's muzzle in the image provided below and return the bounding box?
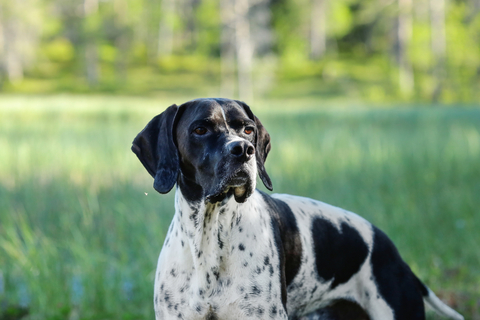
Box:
[205,140,256,204]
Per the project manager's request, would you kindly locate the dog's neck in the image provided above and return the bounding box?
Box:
[175,186,242,261]
[174,186,257,287]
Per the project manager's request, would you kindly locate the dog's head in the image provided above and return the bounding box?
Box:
[132,98,272,203]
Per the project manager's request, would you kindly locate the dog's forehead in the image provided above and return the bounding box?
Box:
[181,99,250,124]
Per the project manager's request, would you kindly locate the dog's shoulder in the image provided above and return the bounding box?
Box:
[269,192,374,241]
[267,193,377,300]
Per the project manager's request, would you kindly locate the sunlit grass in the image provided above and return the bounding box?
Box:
[0,95,479,319]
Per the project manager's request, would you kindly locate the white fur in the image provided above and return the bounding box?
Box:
[154,190,462,320]
[273,194,395,320]
[154,190,287,319]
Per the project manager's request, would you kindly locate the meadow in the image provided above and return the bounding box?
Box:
[0,95,479,319]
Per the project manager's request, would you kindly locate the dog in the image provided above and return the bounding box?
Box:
[132,98,464,320]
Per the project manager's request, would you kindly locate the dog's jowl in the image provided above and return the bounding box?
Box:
[132,98,464,320]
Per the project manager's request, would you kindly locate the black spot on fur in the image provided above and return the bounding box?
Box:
[269,265,274,276]
[212,268,220,281]
[239,243,245,251]
[260,191,303,310]
[206,312,218,320]
[251,285,262,296]
[311,217,369,289]
[217,231,224,249]
[270,305,277,318]
[370,226,426,319]
[256,307,265,316]
[164,291,171,303]
[264,256,270,265]
[304,300,370,320]
[189,211,198,228]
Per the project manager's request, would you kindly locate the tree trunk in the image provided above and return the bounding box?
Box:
[310,0,327,59]
[0,3,24,83]
[83,0,99,86]
[220,0,236,98]
[182,0,200,50]
[4,23,24,83]
[114,0,128,81]
[234,0,253,102]
[430,0,446,101]
[397,0,414,96]
[158,0,175,56]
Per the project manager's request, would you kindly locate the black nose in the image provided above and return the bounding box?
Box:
[229,140,255,162]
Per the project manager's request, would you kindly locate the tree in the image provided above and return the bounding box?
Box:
[234,0,254,101]
[82,0,100,86]
[0,0,42,84]
[310,0,327,59]
[396,0,414,96]
[158,0,175,56]
[429,0,446,101]
[220,0,236,97]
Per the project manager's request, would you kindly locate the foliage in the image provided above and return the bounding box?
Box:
[0,0,479,102]
[0,96,479,319]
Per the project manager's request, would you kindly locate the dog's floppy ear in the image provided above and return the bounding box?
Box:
[131,104,179,194]
[236,100,273,191]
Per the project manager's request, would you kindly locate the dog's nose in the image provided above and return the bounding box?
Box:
[229,140,255,161]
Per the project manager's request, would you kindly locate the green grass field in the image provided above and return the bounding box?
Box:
[0,96,479,319]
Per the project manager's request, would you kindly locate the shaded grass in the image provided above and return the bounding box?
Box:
[0,96,479,319]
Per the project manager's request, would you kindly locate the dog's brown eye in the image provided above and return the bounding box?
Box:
[244,127,253,135]
[194,127,207,135]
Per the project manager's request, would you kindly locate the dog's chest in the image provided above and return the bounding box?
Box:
[154,194,288,319]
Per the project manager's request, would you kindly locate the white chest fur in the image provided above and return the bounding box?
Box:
[153,190,288,320]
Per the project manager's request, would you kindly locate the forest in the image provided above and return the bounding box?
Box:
[1,0,480,102]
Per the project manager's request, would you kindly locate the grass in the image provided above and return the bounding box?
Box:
[0,95,479,319]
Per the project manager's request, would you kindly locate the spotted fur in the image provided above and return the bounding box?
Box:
[132,98,464,320]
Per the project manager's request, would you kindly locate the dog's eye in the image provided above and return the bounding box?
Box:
[194,127,208,135]
[244,127,254,135]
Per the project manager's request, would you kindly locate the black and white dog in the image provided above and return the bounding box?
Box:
[132,98,464,320]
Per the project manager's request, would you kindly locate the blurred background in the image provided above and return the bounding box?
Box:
[0,0,479,319]
[0,0,479,101]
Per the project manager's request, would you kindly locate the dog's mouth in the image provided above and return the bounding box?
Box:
[205,170,253,204]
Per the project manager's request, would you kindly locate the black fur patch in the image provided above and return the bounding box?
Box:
[261,192,303,286]
[260,191,303,310]
[301,300,370,320]
[370,226,426,319]
[311,217,368,289]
